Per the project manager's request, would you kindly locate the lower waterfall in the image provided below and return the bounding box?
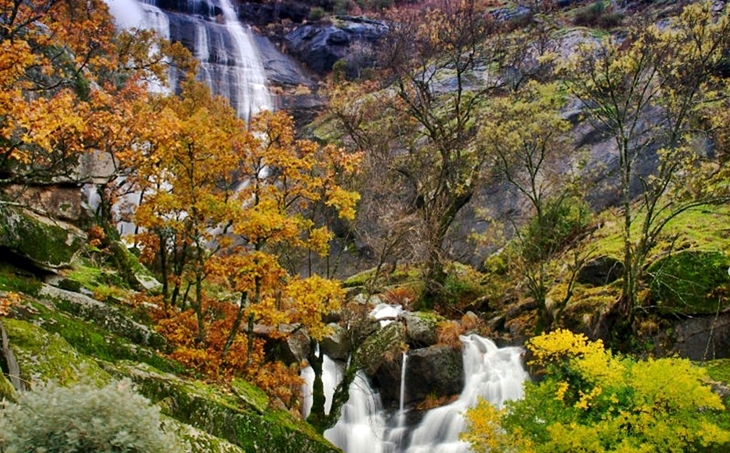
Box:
[323,335,528,453]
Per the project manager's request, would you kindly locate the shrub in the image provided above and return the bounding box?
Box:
[463,329,730,453]
[0,380,177,452]
[573,0,623,28]
[309,6,326,21]
[521,196,590,263]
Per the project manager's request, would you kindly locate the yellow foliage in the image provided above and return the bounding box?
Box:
[465,329,730,453]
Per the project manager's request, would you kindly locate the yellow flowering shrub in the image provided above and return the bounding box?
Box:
[463,329,730,452]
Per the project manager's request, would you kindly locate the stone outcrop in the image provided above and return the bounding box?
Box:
[0,204,85,271]
[284,16,387,75]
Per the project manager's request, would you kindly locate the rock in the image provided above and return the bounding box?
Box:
[38,284,165,348]
[284,17,387,75]
[402,311,441,347]
[577,256,624,286]
[136,273,163,292]
[374,344,464,409]
[109,362,339,453]
[4,184,83,222]
[671,312,730,360]
[355,322,406,375]
[240,1,309,26]
[2,318,111,387]
[320,323,350,360]
[0,204,85,271]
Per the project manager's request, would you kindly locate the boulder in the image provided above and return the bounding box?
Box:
[671,312,730,360]
[320,323,350,360]
[0,204,85,271]
[284,17,387,75]
[577,256,624,286]
[402,311,440,347]
[374,344,464,409]
[38,284,165,348]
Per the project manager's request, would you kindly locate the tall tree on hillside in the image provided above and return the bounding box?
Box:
[482,81,587,331]
[562,1,730,332]
[333,0,514,306]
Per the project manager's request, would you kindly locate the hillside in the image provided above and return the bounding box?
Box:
[2,0,730,451]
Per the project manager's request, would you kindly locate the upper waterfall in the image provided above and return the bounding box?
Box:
[103,0,272,121]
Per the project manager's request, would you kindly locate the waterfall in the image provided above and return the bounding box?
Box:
[325,334,528,453]
[103,0,272,120]
[301,352,344,419]
[324,372,388,453]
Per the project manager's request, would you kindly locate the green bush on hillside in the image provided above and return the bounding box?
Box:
[0,380,177,452]
[648,250,730,315]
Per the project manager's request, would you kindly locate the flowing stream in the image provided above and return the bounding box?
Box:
[103,0,271,120]
[321,333,528,453]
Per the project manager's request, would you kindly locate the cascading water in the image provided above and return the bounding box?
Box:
[103,0,272,120]
[324,334,528,453]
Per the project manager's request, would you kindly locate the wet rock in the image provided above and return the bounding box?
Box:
[402,311,440,347]
[374,344,464,409]
[284,17,387,75]
[320,323,350,360]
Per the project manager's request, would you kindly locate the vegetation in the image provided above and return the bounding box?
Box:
[2,0,730,449]
[0,380,177,452]
[463,329,730,453]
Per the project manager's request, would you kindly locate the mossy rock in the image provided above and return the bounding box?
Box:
[354,322,406,375]
[165,418,247,453]
[2,318,110,387]
[38,284,166,349]
[106,362,340,453]
[0,205,85,270]
[648,250,730,315]
[25,300,179,373]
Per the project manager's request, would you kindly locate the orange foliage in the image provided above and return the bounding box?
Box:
[0,292,21,317]
[382,287,417,310]
[436,320,462,349]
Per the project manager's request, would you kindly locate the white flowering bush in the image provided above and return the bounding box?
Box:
[0,380,176,452]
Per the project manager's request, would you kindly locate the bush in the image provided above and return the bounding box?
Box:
[0,380,177,452]
[463,329,730,453]
[573,0,624,28]
[521,196,590,263]
[309,6,326,21]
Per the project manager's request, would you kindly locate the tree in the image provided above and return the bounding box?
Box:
[561,1,730,329]
[133,79,246,341]
[463,329,730,453]
[481,81,589,331]
[334,0,513,306]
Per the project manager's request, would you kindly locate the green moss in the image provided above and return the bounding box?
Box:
[0,370,17,402]
[108,362,339,453]
[2,318,110,387]
[230,378,269,414]
[704,359,730,385]
[648,250,730,315]
[0,263,42,296]
[354,322,406,373]
[0,205,84,268]
[27,302,181,373]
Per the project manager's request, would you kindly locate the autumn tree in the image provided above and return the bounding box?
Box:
[561,1,730,328]
[463,329,730,452]
[0,0,181,190]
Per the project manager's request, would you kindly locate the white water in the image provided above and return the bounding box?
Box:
[370,303,404,327]
[103,0,271,120]
[301,353,345,419]
[324,334,528,453]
